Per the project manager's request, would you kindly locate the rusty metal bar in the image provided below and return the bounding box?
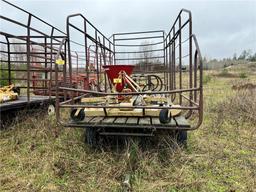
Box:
[58,86,200,96]
[179,15,182,105]
[114,35,163,41]
[60,104,199,110]
[5,37,11,85]
[26,14,32,102]
[2,0,66,35]
[95,31,100,91]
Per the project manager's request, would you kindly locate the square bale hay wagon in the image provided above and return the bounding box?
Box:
[54,9,203,147]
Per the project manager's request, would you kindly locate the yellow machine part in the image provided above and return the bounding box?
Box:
[0,84,18,103]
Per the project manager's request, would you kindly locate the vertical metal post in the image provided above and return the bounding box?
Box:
[95,31,100,91]
[44,37,47,95]
[103,37,107,92]
[55,50,59,121]
[179,16,182,105]
[108,42,111,65]
[194,50,198,101]
[84,20,89,90]
[75,51,78,75]
[189,14,193,107]
[5,37,11,85]
[168,35,172,91]
[172,26,176,99]
[26,14,32,102]
[66,18,73,102]
[164,33,167,90]
[99,43,102,88]
[173,26,176,92]
[64,40,68,100]
[113,34,116,65]
[49,28,54,98]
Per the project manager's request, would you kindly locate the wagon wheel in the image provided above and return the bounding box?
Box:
[142,75,163,91]
[176,130,188,146]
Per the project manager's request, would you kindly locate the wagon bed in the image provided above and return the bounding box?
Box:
[67,115,190,134]
[0,96,55,112]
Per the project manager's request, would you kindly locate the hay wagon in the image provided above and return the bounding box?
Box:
[54,9,203,147]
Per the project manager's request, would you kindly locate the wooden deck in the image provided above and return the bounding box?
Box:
[67,115,190,130]
[0,96,55,112]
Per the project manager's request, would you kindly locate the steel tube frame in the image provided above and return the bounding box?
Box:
[54,9,203,130]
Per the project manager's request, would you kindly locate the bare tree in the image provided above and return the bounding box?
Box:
[139,40,154,71]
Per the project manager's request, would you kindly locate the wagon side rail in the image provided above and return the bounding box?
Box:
[66,13,115,94]
[163,8,203,128]
[0,0,66,101]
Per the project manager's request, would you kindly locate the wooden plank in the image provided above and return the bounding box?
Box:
[81,96,106,103]
[167,97,173,105]
[174,116,190,127]
[170,105,182,117]
[167,118,177,126]
[145,108,160,116]
[126,117,138,125]
[151,117,161,125]
[102,117,116,124]
[84,117,94,123]
[107,108,143,116]
[85,108,105,116]
[138,117,151,125]
[114,117,127,124]
[89,116,105,124]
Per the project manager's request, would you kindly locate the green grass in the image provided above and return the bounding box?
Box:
[1,67,256,191]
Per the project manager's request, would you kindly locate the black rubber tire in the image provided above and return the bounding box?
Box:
[176,130,188,145]
[159,109,171,124]
[70,108,85,122]
[86,128,98,147]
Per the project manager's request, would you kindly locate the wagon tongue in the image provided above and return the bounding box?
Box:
[102,65,135,92]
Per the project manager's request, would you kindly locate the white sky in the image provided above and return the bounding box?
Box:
[1,0,256,59]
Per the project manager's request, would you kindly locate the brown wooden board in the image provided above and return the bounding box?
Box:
[101,117,116,124]
[151,117,161,125]
[75,114,190,129]
[138,117,151,125]
[84,117,94,123]
[126,117,139,125]
[174,116,190,127]
[89,117,105,124]
[114,117,127,124]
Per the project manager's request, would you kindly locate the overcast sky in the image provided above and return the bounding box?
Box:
[1,0,256,59]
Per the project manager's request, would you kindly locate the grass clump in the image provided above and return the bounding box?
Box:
[239,72,248,79]
[203,74,212,84]
[212,90,256,128]
[216,68,237,78]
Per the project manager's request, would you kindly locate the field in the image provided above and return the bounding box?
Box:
[0,64,256,191]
